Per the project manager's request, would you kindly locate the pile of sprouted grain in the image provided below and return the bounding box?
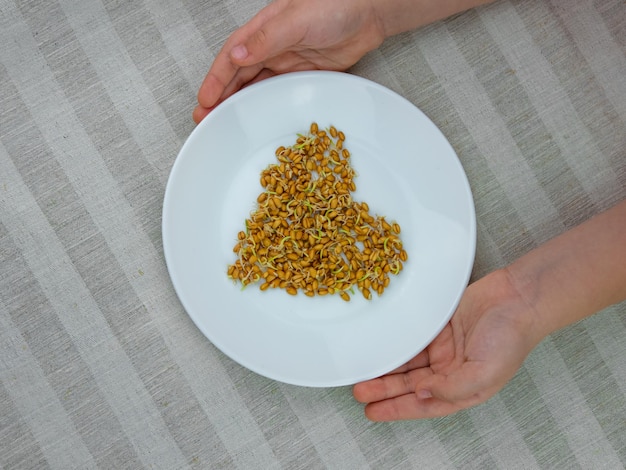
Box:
[227,122,407,301]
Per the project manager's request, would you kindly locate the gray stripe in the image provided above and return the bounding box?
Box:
[583,305,626,396]
[180,0,239,59]
[221,363,327,469]
[140,0,215,100]
[391,421,454,469]
[550,0,626,122]
[276,385,371,469]
[446,8,595,228]
[1,7,278,465]
[100,0,196,141]
[468,396,539,468]
[480,2,625,210]
[55,0,184,183]
[0,38,231,469]
[499,365,581,469]
[516,1,626,195]
[351,419,413,469]
[0,376,50,470]
[593,0,626,50]
[551,324,626,465]
[400,26,537,265]
[525,336,623,468]
[0,222,144,469]
[431,411,498,469]
[1,0,624,467]
[0,137,191,468]
[18,0,170,252]
[418,21,562,245]
[0,297,97,469]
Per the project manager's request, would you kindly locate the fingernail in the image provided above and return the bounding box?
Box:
[231,45,248,61]
[417,389,432,399]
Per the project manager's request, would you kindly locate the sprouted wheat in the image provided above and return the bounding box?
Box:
[227,122,407,301]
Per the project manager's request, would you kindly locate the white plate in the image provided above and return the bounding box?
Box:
[162,71,476,387]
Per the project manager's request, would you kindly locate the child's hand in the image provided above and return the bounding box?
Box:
[193,0,384,123]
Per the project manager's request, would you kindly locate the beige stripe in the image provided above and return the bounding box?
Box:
[416,22,563,244]
[583,305,626,397]
[468,396,540,467]
[0,300,97,469]
[0,5,280,467]
[480,2,625,208]
[524,338,623,468]
[277,386,371,469]
[225,0,270,27]
[474,221,509,275]
[0,142,189,469]
[393,421,454,469]
[56,0,181,182]
[551,0,626,122]
[147,0,214,89]
[350,48,407,97]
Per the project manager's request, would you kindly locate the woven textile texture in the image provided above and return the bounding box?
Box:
[1,0,624,468]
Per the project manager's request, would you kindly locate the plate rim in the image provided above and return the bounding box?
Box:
[162,70,477,387]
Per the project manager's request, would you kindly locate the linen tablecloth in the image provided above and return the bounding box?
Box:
[1,0,624,468]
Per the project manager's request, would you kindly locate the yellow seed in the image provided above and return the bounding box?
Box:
[286,287,297,295]
[362,288,372,300]
[340,291,350,302]
[227,123,405,300]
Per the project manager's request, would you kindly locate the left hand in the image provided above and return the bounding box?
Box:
[193,0,385,123]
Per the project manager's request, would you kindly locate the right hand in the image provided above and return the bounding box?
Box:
[193,0,386,123]
[353,269,545,420]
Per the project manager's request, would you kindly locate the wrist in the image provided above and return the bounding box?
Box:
[502,265,553,344]
[503,200,626,339]
[370,0,496,39]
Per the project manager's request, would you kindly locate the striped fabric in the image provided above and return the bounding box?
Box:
[1,0,624,468]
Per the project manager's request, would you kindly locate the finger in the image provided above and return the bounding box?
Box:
[216,63,265,103]
[196,48,241,109]
[245,68,277,87]
[231,3,307,67]
[363,393,465,421]
[196,1,281,109]
[417,363,498,408]
[352,367,433,404]
[192,104,212,124]
[384,349,430,375]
